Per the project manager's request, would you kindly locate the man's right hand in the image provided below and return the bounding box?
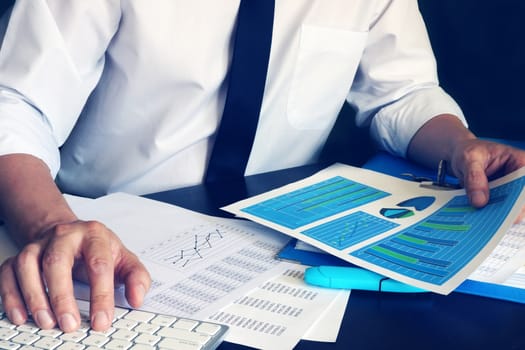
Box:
[0,219,151,332]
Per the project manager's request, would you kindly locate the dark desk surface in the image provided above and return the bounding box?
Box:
[146,161,525,350]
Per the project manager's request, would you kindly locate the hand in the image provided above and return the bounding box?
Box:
[0,220,151,332]
[449,139,525,211]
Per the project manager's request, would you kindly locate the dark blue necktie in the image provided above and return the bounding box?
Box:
[205,0,275,183]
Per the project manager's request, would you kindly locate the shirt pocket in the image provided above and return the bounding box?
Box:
[287,25,368,130]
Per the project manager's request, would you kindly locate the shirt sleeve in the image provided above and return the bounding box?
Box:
[347,0,466,157]
[0,1,121,176]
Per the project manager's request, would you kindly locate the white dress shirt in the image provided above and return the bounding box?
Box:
[0,0,464,197]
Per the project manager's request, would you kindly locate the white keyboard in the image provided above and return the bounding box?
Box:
[0,300,228,350]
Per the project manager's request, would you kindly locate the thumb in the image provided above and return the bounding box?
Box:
[461,160,489,208]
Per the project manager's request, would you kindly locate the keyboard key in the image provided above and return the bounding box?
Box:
[157,338,202,350]
[33,336,63,349]
[0,328,18,341]
[111,329,138,342]
[149,315,177,327]
[0,320,16,330]
[112,308,129,321]
[0,301,227,350]
[172,319,199,331]
[112,319,137,331]
[123,311,155,324]
[0,340,19,350]
[15,322,39,334]
[56,342,85,350]
[128,344,155,350]
[89,327,116,337]
[59,331,86,343]
[10,332,39,345]
[38,329,63,338]
[195,323,222,336]
[133,333,160,347]
[104,338,132,350]
[81,333,110,347]
[132,323,158,335]
[156,327,210,345]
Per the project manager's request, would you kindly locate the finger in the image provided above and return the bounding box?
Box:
[0,257,29,325]
[13,243,58,329]
[462,160,490,208]
[117,249,151,308]
[514,205,525,224]
[41,228,81,332]
[81,221,116,331]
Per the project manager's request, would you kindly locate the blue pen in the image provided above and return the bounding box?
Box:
[304,266,427,293]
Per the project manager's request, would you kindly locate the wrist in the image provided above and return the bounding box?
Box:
[0,154,78,245]
[408,114,476,169]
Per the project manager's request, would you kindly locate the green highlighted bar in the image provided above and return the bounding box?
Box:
[303,187,368,211]
[441,207,476,213]
[302,182,357,205]
[420,222,470,231]
[352,191,387,205]
[371,245,418,264]
[398,233,427,245]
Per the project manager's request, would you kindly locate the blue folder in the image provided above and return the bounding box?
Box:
[278,144,525,304]
[278,237,525,304]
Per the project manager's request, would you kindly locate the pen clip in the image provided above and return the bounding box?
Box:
[402,160,460,191]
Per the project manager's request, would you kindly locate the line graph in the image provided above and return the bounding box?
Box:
[139,223,246,269]
[301,211,398,250]
[137,221,287,317]
[160,229,223,267]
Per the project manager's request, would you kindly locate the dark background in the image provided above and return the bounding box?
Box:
[1,1,523,165]
[324,1,525,166]
[420,1,525,140]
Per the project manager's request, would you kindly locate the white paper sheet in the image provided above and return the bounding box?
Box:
[209,267,347,349]
[469,219,525,283]
[223,163,525,294]
[70,193,292,316]
[0,192,351,348]
[71,192,347,348]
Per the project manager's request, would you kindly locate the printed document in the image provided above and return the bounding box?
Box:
[223,163,525,294]
[69,193,348,349]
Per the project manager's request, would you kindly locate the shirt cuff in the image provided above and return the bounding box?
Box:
[369,86,466,158]
[0,92,60,177]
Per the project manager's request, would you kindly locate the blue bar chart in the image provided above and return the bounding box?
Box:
[241,176,390,229]
[351,177,525,285]
[226,163,525,293]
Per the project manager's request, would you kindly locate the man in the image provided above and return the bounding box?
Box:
[0,0,524,332]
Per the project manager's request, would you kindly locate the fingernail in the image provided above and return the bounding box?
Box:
[8,308,26,325]
[34,309,55,329]
[92,311,110,330]
[58,313,78,332]
[470,190,487,205]
[138,284,147,300]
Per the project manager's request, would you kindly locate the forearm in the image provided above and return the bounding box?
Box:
[0,154,151,332]
[406,114,476,170]
[0,154,77,246]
